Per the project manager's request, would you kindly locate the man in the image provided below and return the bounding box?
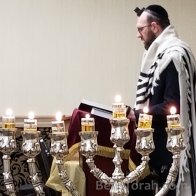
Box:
[131,4,196,196]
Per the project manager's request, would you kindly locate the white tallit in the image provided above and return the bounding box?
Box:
[134,25,196,196]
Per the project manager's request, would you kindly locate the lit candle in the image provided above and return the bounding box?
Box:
[138,106,152,129]
[51,112,65,133]
[2,109,15,129]
[24,112,37,131]
[167,106,180,128]
[81,114,95,131]
[112,95,126,119]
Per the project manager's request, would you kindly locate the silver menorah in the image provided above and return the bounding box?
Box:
[79,117,185,196]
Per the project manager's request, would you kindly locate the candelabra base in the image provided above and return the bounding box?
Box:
[110,181,129,196]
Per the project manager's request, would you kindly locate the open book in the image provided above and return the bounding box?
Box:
[78,99,112,119]
[79,99,131,119]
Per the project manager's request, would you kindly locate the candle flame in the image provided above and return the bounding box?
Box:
[115,95,122,103]
[55,111,62,121]
[6,108,13,116]
[170,106,176,115]
[143,106,149,114]
[28,112,35,120]
[85,113,90,118]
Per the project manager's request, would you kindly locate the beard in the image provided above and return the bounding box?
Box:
[144,32,156,50]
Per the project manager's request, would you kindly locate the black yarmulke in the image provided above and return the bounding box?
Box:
[146,4,169,20]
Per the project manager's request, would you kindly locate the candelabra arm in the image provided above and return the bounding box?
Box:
[2,155,16,196]
[56,159,80,196]
[79,131,113,185]
[27,158,45,196]
[86,157,113,185]
[123,155,150,184]
[153,127,185,196]
[123,128,154,185]
[50,131,80,196]
[155,154,180,196]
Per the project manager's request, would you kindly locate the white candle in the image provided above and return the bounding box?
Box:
[52,112,65,133]
[112,95,126,119]
[2,109,15,129]
[81,114,95,131]
[167,106,180,128]
[138,106,152,129]
[24,112,37,131]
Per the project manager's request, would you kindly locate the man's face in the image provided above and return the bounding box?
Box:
[136,12,156,50]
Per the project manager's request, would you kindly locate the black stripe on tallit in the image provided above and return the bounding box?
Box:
[136,94,151,105]
[135,62,158,107]
[136,83,153,98]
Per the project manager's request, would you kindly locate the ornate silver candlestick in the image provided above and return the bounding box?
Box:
[22,130,45,196]
[0,128,17,196]
[50,131,79,196]
[79,118,155,196]
[155,127,185,196]
[123,127,155,185]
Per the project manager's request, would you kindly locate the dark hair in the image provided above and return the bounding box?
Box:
[134,5,170,29]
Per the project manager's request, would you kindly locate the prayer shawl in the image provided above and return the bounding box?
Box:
[134,25,196,196]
